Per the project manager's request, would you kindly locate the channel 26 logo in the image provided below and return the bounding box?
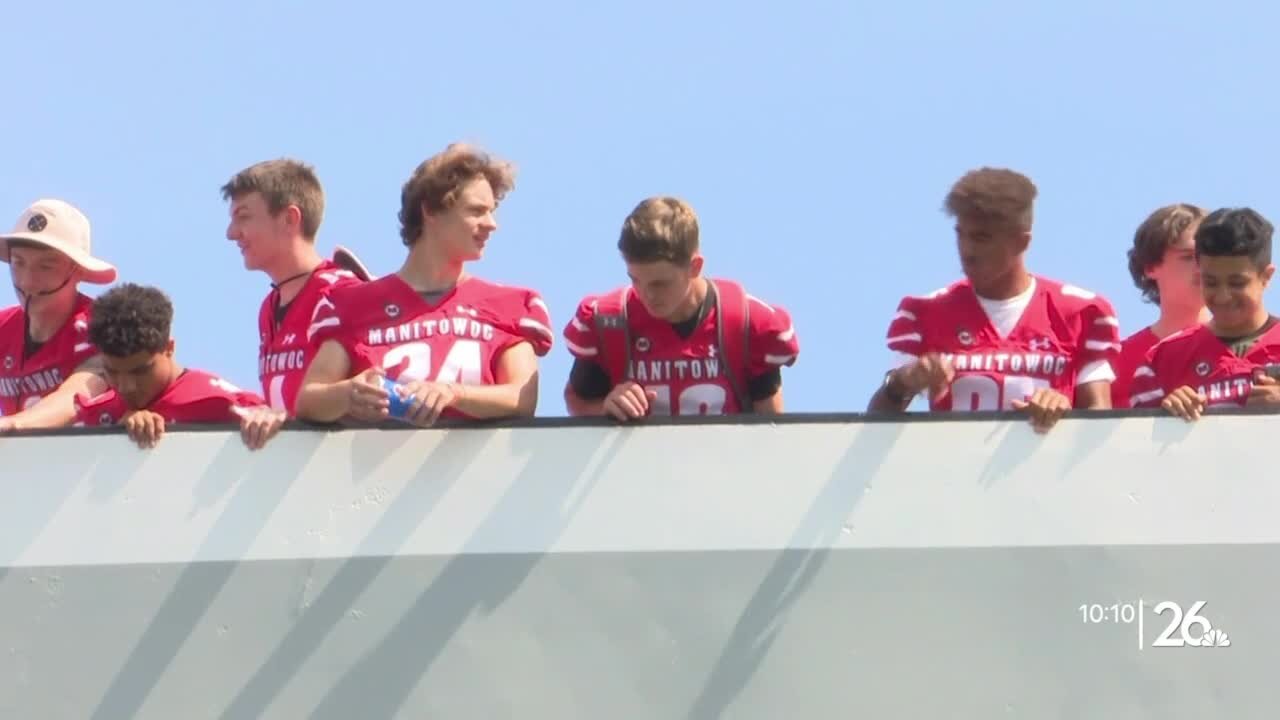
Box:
[1151,601,1230,648]
[1079,600,1231,650]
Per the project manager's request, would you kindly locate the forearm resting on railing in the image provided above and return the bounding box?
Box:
[294,380,353,423]
[453,377,537,418]
[3,371,108,431]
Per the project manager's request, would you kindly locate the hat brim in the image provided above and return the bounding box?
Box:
[0,233,117,284]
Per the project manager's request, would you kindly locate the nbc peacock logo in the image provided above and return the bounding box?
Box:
[1202,628,1231,648]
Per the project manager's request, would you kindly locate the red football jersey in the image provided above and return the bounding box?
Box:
[74,369,266,426]
[1111,327,1159,409]
[562,279,800,415]
[0,293,97,416]
[258,260,364,414]
[885,276,1121,411]
[1128,324,1280,408]
[307,274,553,420]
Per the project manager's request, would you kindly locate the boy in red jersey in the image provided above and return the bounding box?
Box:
[73,284,285,449]
[869,167,1121,433]
[295,144,553,426]
[1113,204,1209,408]
[0,199,117,432]
[562,196,799,420]
[222,158,370,415]
[1129,207,1280,418]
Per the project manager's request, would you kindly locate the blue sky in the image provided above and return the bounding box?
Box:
[4,0,1277,415]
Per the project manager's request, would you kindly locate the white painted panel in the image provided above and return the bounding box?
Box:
[0,415,1276,569]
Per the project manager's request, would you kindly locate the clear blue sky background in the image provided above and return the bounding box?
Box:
[4,1,1277,415]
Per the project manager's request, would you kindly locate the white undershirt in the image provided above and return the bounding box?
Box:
[975,278,1036,339]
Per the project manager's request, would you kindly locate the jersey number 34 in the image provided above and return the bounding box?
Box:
[381,340,484,384]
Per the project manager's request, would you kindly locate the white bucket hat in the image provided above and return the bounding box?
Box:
[0,199,117,284]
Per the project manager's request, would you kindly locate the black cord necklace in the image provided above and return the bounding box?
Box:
[271,269,313,290]
[268,267,318,335]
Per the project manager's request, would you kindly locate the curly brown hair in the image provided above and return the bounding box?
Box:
[944,167,1037,230]
[398,144,516,247]
[1126,203,1206,304]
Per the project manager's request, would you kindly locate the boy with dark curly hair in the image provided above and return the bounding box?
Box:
[75,283,284,449]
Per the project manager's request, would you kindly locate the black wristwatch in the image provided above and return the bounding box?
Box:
[882,370,910,404]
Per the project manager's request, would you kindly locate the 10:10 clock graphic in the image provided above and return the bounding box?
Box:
[1079,600,1232,650]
